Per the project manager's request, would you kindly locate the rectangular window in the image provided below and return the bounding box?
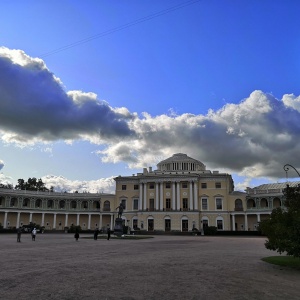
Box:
[149,199,154,211]
[216,198,222,210]
[202,220,208,229]
[121,199,126,209]
[165,182,171,189]
[134,185,139,190]
[183,198,188,210]
[217,220,223,230]
[133,199,139,210]
[122,185,126,190]
[215,182,221,189]
[133,219,138,229]
[165,219,171,232]
[202,198,208,210]
[182,220,188,232]
[201,183,207,189]
[182,182,188,189]
[149,183,155,189]
[166,198,171,210]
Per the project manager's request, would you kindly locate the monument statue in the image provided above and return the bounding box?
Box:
[116,203,124,218]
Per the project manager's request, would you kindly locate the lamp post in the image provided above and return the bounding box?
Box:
[283,164,300,179]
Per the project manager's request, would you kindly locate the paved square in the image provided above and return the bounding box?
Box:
[0,233,299,300]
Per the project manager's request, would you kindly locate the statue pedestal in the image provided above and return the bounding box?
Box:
[114,218,123,236]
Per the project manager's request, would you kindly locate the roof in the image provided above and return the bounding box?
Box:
[254,181,300,190]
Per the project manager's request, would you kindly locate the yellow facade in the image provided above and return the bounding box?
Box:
[0,153,286,232]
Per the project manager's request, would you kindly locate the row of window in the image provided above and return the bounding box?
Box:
[121,182,222,190]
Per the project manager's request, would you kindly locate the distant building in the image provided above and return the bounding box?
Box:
[0,153,292,232]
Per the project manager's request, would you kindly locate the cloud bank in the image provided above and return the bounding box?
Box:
[1,47,300,191]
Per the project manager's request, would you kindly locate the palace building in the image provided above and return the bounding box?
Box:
[0,153,291,232]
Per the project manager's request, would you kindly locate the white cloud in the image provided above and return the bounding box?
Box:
[41,175,116,194]
[2,47,300,187]
[0,160,4,171]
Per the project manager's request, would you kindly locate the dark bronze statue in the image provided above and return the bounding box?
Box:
[116,203,124,218]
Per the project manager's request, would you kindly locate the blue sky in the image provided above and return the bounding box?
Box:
[1,0,300,193]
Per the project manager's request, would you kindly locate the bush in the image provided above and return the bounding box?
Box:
[204,226,218,235]
[68,225,82,233]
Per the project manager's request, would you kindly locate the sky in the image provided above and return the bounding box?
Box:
[1,0,300,193]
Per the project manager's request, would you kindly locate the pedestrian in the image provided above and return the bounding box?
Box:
[74,230,79,241]
[17,227,22,242]
[107,226,111,241]
[31,228,37,241]
[94,228,99,240]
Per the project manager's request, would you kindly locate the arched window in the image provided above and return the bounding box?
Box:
[71,200,77,209]
[47,200,54,208]
[35,199,42,208]
[103,201,110,211]
[10,198,17,207]
[235,199,243,211]
[23,198,30,207]
[59,200,65,209]
[82,201,88,209]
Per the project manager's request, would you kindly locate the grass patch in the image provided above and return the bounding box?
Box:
[262,256,300,270]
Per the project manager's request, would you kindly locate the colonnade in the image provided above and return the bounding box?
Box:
[138,180,198,211]
[231,212,271,231]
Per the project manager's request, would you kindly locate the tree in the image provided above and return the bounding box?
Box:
[14,178,49,192]
[259,184,300,258]
[0,183,12,189]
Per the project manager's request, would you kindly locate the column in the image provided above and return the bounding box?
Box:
[88,214,91,229]
[232,214,236,231]
[155,182,159,210]
[65,214,69,227]
[53,213,57,229]
[76,214,80,226]
[110,215,113,229]
[160,183,164,211]
[189,182,193,210]
[16,212,20,228]
[244,214,248,231]
[41,213,45,226]
[139,183,143,210]
[176,182,180,210]
[257,214,261,223]
[172,182,176,210]
[194,181,198,210]
[4,212,8,229]
[99,214,103,229]
[29,213,33,223]
[143,183,147,210]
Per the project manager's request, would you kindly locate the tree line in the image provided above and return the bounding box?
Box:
[0,178,54,192]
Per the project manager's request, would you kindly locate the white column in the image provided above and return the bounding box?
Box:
[76,214,80,226]
[232,214,236,231]
[16,212,20,228]
[172,182,176,210]
[65,214,69,227]
[194,181,198,210]
[176,182,180,210]
[189,182,193,210]
[257,214,261,223]
[155,182,159,210]
[99,214,103,228]
[139,183,143,210]
[143,183,147,210]
[88,214,91,229]
[160,183,164,211]
[41,213,45,226]
[53,213,57,229]
[4,212,8,229]
[29,213,33,223]
[110,215,113,229]
[244,214,248,231]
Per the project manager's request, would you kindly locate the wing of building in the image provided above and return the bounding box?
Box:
[0,153,292,232]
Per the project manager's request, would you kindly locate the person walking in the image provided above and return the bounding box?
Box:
[31,228,37,241]
[107,226,111,241]
[74,230,79,241]
[17,227,22,242]
[94,228,99,240]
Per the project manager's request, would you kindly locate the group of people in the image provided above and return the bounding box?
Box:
[74,226,111,241]
[17,227,37,242]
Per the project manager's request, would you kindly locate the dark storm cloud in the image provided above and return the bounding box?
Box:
[0,47,135,144]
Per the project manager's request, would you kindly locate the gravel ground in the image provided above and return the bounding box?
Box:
[0,233,299,300]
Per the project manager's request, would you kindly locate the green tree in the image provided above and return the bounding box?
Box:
[15,178,49,191]
[259,184,300,258]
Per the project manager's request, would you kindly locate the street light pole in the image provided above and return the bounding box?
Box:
[283,164,300,179]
